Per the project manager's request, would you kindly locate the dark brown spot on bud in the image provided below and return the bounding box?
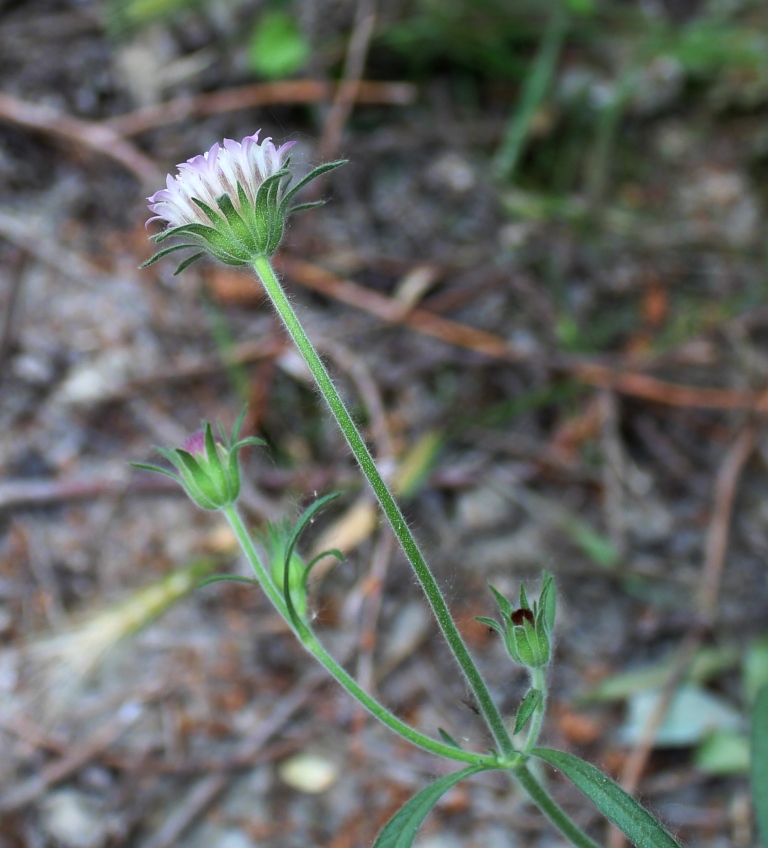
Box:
[511,608,534,627]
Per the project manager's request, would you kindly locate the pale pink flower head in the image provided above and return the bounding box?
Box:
[141,132,346,272]
[146,131,295,229]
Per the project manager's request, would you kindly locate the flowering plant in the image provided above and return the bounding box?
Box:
[139,132,682,848]
[142,131,344,272]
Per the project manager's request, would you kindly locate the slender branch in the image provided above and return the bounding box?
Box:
[222,504,499,767]
[513,766,601,848]
[251,255,516,759]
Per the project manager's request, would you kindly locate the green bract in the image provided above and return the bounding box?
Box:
[261,520,309,620]
[132,410,264,511]
[477,573,556,669]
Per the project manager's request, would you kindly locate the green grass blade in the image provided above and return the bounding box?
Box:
[493,4,568,181]
[531,748,681,848]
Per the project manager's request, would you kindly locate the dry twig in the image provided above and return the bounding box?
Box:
[138,664,337,848]
[0,700,145,811]
[0,93,161,184]
[277,256,768,413]
[318,0,378,163]
[607,423,758,848]
[106,80,415,137]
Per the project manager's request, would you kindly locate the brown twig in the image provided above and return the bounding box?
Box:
[106,80,415,137]
[0,208,125,286]
[0,700,145,811]
[0,472,179,511]
[0,93,161,184]
[607,423,758,848]
[318,0,378,163]
[276,256,768,412]
[139,664,338,848]
[276,256,528,361]
[574,362,768,412]
[0,247,27,392]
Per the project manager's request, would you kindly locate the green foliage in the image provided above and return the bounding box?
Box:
[695,729,749,776]
[494,3,568,181]
[247,10,311,79]
[532,748,682,847]
[381,0,554,80]
[260,493,342,624]
[513,688,543,734]
[105,0,193,31]
[373,766,489,848]
[658,19,768,76]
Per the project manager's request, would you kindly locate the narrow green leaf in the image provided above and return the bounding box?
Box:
[230,405,250,444]
[139,242,197,268]
[283,492,342,576]
[540,572,556,631]
[531,748,682,848]
[373,765,488,848]
[191,196,226,228]
[289,200,326,214]
[150,223,195,242]
[204,422,229,495]
[488,584,512,618]
[751,683,768,847]
[154,446,179,465]
[232,437,266,450]
[513,689,543,735]
[215,193,255,253]
[174,449,204,480]
[475,616,504,635]
[155,222,217,243]
[173,252,205,275]
[304,548,344,584]
[129,462,181,483]
[198,574,258,588]
[438,728,463,749]
[280,160,347,208]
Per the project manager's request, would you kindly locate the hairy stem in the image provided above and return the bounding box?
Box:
[252,254,516,759]
[514,765,601,848]
[523,666,548,754]
[223,504,498,767]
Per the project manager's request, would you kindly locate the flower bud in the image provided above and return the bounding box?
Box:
[132,411,264,512]
[478,573,557,670]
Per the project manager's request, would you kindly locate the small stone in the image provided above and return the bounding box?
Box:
[278,752,339,793]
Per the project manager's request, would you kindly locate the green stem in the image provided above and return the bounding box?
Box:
[223,503,499,768]
[523,666,547,754]
[513,766,601,848]
[252,255,516,759]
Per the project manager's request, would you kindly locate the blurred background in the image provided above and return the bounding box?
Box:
[0,0,767,845]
